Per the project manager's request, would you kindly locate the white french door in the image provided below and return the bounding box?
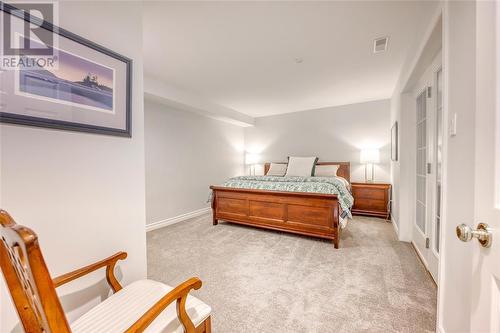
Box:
[412,52,443,282]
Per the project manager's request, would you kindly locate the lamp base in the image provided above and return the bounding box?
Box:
[364,163,375,183]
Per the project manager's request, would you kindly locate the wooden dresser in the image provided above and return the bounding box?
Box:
[351,182,391,220]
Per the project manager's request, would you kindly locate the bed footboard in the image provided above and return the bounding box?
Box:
[210,186,341,248]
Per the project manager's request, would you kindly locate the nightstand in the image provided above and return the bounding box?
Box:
[351,182,391,220]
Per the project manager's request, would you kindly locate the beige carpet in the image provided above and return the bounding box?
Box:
[147,214,436,333]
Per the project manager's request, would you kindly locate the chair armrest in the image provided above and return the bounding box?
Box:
[53,251,127,292]
[124,277,202,333]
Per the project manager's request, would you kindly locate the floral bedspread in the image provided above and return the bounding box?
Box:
[215,175,354,219]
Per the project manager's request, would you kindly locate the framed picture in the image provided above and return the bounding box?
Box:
[391,121,398,161]
[0,3,132,137]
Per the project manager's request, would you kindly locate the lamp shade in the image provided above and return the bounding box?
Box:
[245,153,260,165]
[360,148,380,164]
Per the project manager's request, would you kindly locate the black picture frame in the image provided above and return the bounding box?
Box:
[0,2,132,137]
[391,121,398,161]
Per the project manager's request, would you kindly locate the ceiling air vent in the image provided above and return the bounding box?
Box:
[373,37,389,53]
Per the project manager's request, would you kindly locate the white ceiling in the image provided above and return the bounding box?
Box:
[143,1,435,117]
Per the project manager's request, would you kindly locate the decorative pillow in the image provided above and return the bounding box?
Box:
[285,156,318,177]
[266,163,288,176]
[314,164,340,177]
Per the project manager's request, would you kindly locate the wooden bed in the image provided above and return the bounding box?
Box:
[210,162,350,248]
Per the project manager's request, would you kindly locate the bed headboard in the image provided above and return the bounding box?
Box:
[263,161,351,183]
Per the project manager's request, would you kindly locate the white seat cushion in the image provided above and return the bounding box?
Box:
[71,280,211,333]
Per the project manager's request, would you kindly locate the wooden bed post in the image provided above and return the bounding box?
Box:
[333,229,339,249]
[333,203,340,249]
[211,191,218,226]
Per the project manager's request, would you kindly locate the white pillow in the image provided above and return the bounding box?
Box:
[314,165,340,177]
[266,163,287,176]
[285,157,318,177]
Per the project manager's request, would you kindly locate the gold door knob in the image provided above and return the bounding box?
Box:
[456,223,492,248]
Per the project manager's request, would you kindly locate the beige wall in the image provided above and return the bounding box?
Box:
[0,2,146,331]
[244,100,392,183]
[144,99,244,225]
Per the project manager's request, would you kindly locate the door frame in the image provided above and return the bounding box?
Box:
[437,1,500,331]
[428,65,443,281]
[436,2,461,332]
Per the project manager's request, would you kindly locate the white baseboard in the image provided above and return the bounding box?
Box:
[411,240,429,268]
[391,215,399,236]
[146,207,211,232]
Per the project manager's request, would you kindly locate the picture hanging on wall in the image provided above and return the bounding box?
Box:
[0,2,132,137]
[391,121,398,161]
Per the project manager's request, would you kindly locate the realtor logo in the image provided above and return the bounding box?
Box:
[0,1,58,70]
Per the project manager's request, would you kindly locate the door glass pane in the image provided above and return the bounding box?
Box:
[435,69,443,253]
[416,89,427,234]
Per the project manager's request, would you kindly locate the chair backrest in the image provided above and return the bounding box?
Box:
[0,210,71,333]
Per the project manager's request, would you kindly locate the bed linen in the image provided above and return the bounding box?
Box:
[213,175,354,228]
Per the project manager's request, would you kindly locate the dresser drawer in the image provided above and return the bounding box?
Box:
[353,198,386,211]
[352,187,386,200]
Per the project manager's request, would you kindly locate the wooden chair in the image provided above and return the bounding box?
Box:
[0,210,212,333]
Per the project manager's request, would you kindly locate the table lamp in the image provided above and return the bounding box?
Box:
[360,148,380,182]
[245,153,260,175]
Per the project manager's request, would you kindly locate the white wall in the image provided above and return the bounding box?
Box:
[389,2,441,238]
[244,100,391,183]
[144,77,255,127]
[0,2,146,331]
[145,99,244,225]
